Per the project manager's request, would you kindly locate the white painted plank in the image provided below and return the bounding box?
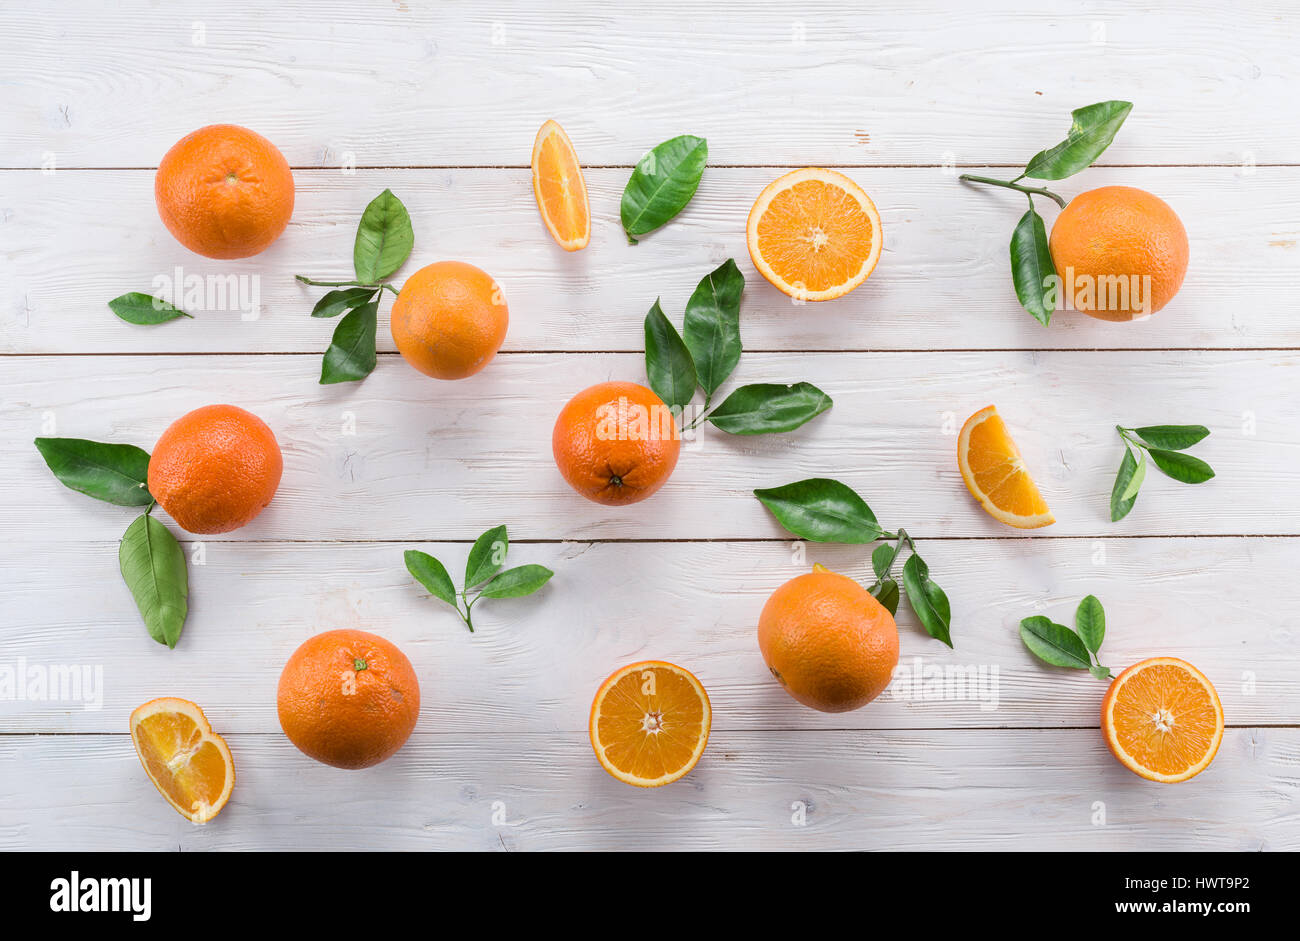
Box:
[1,729,1293,850]
[3,167,1296,354]
[1,1,1295,168]
[6,351,1293,541]
[0,538,1293,734]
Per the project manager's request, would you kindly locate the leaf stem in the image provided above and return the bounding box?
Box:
[958,174,1068,210]
[296,275,397,296]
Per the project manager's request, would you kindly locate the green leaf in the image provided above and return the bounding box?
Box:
[478,564,555,599]
[312,287,377,318]
[1110,447,1141,522]
[119,513,188,649]
[643,299,698,412]
[1131,425,1210,451]
[1018,616,1091,670]
[1089,665,1114,681]
[320,300,378,384]
[1075,595,1106,655]
[1010,207,1055,326]
[404,550,458,607]
[902,553,952,647]
[34,437,153,506]
[353,189,414,283]
[1147,448,1216,484]
[872,542,899,580]
[682,259,744,397]
[1022,100,1133,181]
[1120,448,1148,502]
[870,577,900,617]
[707,382,832,435]
[107,293,193,325]
[753,478,881,543]
[620,135,708,241]
[465,524,509,589]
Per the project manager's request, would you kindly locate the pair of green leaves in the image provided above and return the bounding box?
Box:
[753,477,953,647]
[1111,424,1214,521]
[34,437,188,648]
[644,260,833,435]
[298,189,414,384]
[404,525,554,632]
[107,293,193,325]
[962,100,1133,325]
[621,135,707,243]
[1020,595,1112,680]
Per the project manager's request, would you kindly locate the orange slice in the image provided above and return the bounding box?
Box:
[130,697,234,823]
[1102,658,1224,783]
[531,119,590,251]
[746,167,882,301]
[957,405,1055,529]
[589,661,711,787]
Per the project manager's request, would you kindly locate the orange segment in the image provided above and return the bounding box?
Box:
[746,167,882,301]
[1102,658,1224,783]
[531,119,590,251]
[957,405,1055,529]
[589,661,711,787]
[130,697,234,823]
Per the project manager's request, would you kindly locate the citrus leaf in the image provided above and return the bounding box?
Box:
[753,478,881,544]
[872,542,899,580]
[707,382,832,435]
[1110,447,1141,522]
[1022,100,1133,181]
[478,564,554,599]
[1010,206,1055,326]
[644,299,698,412]
[34,437,153,506]
[620,135,707,241]
[119,513,188,649]
[465,525,509,589]
[682,259,744,397]
[1132,425,1210,451]
[1075,595,1106,655]
[404,550,457,607]
[870,577,900,616]
[320,299,378,384]
[1147,448,1216,484]
[107,292,193,325]
[1120,448,1147,502]
[354,189,414,282]
[1019,616,1091,670]
[903,553,952,647]
[312,287,377,318]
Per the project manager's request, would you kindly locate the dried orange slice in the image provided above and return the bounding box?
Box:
[957,405,1055,529]
[747,167,882,301]
[531,119,590,251]
[589,661,711,787]
[1102,658,1224,783]
[130,697,234,823]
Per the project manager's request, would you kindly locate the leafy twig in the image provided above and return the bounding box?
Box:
[1110,424,1214,521]
[1019,595,1114,680]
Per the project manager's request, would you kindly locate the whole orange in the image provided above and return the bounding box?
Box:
[390,261,509,380]
[1049,185,1188,321]
[155,124,295,259]
[277,629,420,770]
[758,564,899,713]
[552,381,681,505]
[147,404,283,535]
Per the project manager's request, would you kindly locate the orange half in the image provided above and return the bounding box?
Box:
[957,405,1055,529]
[130,697,235,823]
[531,119,590,251]
[589,661,711,787]
[746,167,882,301]
[1102,658,1224,783]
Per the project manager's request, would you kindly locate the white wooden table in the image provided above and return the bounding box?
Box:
[2,0,1297,851]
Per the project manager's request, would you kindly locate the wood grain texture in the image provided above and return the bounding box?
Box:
[3,167,1297,355]
[0,1,1295,168]
[7,352,1294,541]
[1,729,1294,851]
[0,538,1292,734]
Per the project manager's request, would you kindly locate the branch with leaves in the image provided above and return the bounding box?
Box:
[1020,595,1113,680]
[643,259,833,435]
[1110,424,1214,521]
[753,478,953,647]
[405,525,554,632]
[296,189,414,384]
[959,100,1133,325]
[34,437,189,648]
